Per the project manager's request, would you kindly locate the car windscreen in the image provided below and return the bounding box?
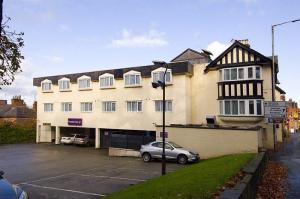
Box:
[76,135,86,138]
[168,141,182,148]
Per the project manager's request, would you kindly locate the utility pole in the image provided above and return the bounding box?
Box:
[271,19,300,150]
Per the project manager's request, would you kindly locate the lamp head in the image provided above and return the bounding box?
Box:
[152,82,160,88]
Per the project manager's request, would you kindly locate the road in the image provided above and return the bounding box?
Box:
[274,133,300,199]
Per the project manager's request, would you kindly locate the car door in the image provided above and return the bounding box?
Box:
[165,143,177,160]
[150,142,163,158]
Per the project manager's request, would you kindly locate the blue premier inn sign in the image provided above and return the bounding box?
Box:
[68,118,82,126]
[264,101,287,123]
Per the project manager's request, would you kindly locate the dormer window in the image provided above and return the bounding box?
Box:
[58,77,71,91]
[99,73,114,89]
[41,79,52,92]
[78,75,91,90]
[152,68,172,84]
[124,71,141,87]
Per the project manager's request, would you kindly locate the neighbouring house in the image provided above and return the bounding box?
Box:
[0,97,36,128]
[286,99,299,133]
[33,39,285,158]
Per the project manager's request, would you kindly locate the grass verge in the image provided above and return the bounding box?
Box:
[106,153,254,199]
[0,123,35,144]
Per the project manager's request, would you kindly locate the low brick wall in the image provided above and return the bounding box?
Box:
[219,151,268,199]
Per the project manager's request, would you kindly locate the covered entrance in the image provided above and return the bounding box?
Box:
[100,129,156,150]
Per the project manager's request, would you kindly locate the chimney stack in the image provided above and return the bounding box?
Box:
[238,39,250,47]
[0,100,7,108]
[11,96,26,107]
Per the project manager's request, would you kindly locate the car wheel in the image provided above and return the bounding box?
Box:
[177,154,188,165]
[142,153,151,162]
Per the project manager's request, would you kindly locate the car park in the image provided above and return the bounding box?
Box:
[140,141,199,164]
[0,171,28,199]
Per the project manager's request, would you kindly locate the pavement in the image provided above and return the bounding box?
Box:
[274,132,300,199]
[0,143,184,199]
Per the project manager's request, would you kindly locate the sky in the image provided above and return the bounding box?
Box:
[1,0,300,106]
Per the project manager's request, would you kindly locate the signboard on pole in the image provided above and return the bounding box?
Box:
[160,132,168,138]
[264,101,287,123]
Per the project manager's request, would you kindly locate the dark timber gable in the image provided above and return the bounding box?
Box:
[205,40,273,72]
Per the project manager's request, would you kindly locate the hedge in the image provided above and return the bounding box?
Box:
[0,123,35,144]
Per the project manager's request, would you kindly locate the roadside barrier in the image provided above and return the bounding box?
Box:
[219,150,268,199]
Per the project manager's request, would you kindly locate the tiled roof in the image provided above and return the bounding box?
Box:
[33,61,193,86]
[0,106,35,118]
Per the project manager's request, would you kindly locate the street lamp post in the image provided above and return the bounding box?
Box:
[152,60,168,175]
[271,19,300,149]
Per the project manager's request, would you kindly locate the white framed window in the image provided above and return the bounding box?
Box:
[58,78,70,91]
[102,101,116,112]
[219,66,262,81]
[155,100,172,112]
[61,102,72,112]
[219,99,263,116]
[80,102,92,112]
[152,68,172,84]
[255,67,261,79]
[238,68,244,79]
[127,101,142,112]
[99,73,114,88]
[44,103,53,112]
[78,75,91,90]
[41,79,52,92]
[124,71,141,87]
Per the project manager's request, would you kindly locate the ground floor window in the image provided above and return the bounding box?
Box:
[155,100,172,112]
[219,99,263,116]
[102,101,116,112]
[80,102,92,112]
[44,103,53,112]
[61,102,72,112]
[126,101,142,112]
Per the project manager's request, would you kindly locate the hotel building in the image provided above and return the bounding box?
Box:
[33,40,284,151]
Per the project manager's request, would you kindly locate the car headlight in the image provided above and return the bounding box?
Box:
[189,151,197,155]
[13,185,28,199]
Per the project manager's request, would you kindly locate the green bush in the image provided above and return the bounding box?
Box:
[0,122,35,144]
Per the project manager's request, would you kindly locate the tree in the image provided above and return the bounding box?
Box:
[0,0,24,88]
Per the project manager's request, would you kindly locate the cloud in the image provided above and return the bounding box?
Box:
[109,29,168,48]
[206,41,230,59]
[42,55,63,63]
[0,59,36,106]
[59,24,70,31]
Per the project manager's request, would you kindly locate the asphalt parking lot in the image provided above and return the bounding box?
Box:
[0,143,184,199]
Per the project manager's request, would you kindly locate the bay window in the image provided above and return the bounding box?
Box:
[219,66,262,81]
[219,99,263,116]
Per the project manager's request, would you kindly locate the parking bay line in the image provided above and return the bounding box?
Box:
[76,173,146,182]
[21,183,106,197]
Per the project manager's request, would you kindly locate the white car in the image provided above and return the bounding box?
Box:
[60,134,78,144]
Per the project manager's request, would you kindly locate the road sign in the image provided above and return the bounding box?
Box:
[160,132,168,138]
[267,118,284,123]
[264,101,287,123]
